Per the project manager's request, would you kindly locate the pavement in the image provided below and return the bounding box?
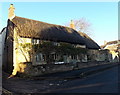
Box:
[2,62,120,94]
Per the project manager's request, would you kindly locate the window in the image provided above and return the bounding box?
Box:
[32,39,40,44]
[36,53,44,62]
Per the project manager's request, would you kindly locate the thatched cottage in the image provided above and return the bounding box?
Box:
[1,4,112,76]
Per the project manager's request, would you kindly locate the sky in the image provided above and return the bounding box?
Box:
[0,2,118,45]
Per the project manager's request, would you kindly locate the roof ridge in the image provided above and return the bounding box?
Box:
[15,16,72,30]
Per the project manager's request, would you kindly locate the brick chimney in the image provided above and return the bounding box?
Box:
[8,4,15,20]
[70,20,75,29]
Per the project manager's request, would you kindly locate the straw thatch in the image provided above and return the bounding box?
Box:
[7,16,100,49]
[10,16,85,45]
[101,40,120,48]
[78,32,100,49]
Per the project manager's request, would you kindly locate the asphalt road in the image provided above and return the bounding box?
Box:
[47,65,119,93]
[3,64,119,94]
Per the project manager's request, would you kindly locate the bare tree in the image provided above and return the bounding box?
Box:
[65,18,92,36]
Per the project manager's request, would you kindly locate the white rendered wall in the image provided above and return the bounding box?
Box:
[0,28,6,94]
[0,34,2,94]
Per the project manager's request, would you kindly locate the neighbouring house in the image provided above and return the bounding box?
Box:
[1,4,112,76]
[101,40,120,62]
[0,32,2,68]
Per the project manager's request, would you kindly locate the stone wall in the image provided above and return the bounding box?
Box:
[18,62,74,77]
[18,61,111,77]
[87,49,112,62]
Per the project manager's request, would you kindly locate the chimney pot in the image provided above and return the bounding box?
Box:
[8,4,15,20]
[70,20,75,29]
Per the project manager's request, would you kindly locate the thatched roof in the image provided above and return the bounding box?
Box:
[7,16,100,49]
[101,40,120,48]
[9,16,85,45]
[78,32,100,49]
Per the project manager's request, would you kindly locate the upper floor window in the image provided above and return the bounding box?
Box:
[32,39,40,44]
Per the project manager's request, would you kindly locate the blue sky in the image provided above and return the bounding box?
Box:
[0,2,118,45]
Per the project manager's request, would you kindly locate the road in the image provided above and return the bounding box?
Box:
[47,65,119,93]
[3,64,119,94]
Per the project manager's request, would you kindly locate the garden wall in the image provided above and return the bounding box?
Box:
[18,61,111,77]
